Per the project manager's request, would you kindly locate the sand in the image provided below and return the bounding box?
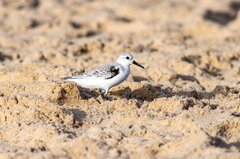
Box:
[0,0,240,158]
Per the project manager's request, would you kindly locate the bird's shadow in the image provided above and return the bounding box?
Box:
[74,75,239,107]
[111,84,172,102]
[110,75,239,107]
[111,74,203,102]
[77,86,114,102]
[77,87,99,100]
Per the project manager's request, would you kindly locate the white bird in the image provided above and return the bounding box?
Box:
[63,53,144,98]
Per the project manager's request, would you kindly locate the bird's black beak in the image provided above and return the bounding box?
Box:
[133,60,144,69]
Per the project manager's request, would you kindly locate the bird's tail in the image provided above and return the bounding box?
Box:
[62,76,81,81]
[62,76,72,80]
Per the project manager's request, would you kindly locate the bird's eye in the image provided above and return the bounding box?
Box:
[126,56,129,59]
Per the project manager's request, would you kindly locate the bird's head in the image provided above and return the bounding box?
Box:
[117,53,144,69]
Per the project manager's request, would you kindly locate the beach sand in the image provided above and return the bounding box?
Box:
[0,0,240,158]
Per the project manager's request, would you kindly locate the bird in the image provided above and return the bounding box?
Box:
[63,53,144,99]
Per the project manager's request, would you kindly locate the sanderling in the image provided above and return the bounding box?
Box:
[63,53,144,98]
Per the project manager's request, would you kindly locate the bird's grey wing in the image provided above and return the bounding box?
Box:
[83,63,120,79]
[64,63,120,80]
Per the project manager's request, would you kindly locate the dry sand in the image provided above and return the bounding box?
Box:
[0,0,240,158]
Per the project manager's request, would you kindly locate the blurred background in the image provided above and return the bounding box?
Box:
[0,0,239,86]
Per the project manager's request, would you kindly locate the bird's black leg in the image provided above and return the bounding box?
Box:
[99,89,105,95]
[100,89,109,100]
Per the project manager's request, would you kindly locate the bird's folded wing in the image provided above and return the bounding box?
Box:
[64,63,120,80]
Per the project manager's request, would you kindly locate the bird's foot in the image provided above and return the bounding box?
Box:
[99,89,112,101]
[100,93,110,100]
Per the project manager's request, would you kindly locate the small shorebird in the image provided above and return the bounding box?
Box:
[63,53,144,98]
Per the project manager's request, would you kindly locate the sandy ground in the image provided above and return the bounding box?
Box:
[0,0,240,158]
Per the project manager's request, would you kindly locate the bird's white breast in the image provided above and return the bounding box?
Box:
[107,66,130,88]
